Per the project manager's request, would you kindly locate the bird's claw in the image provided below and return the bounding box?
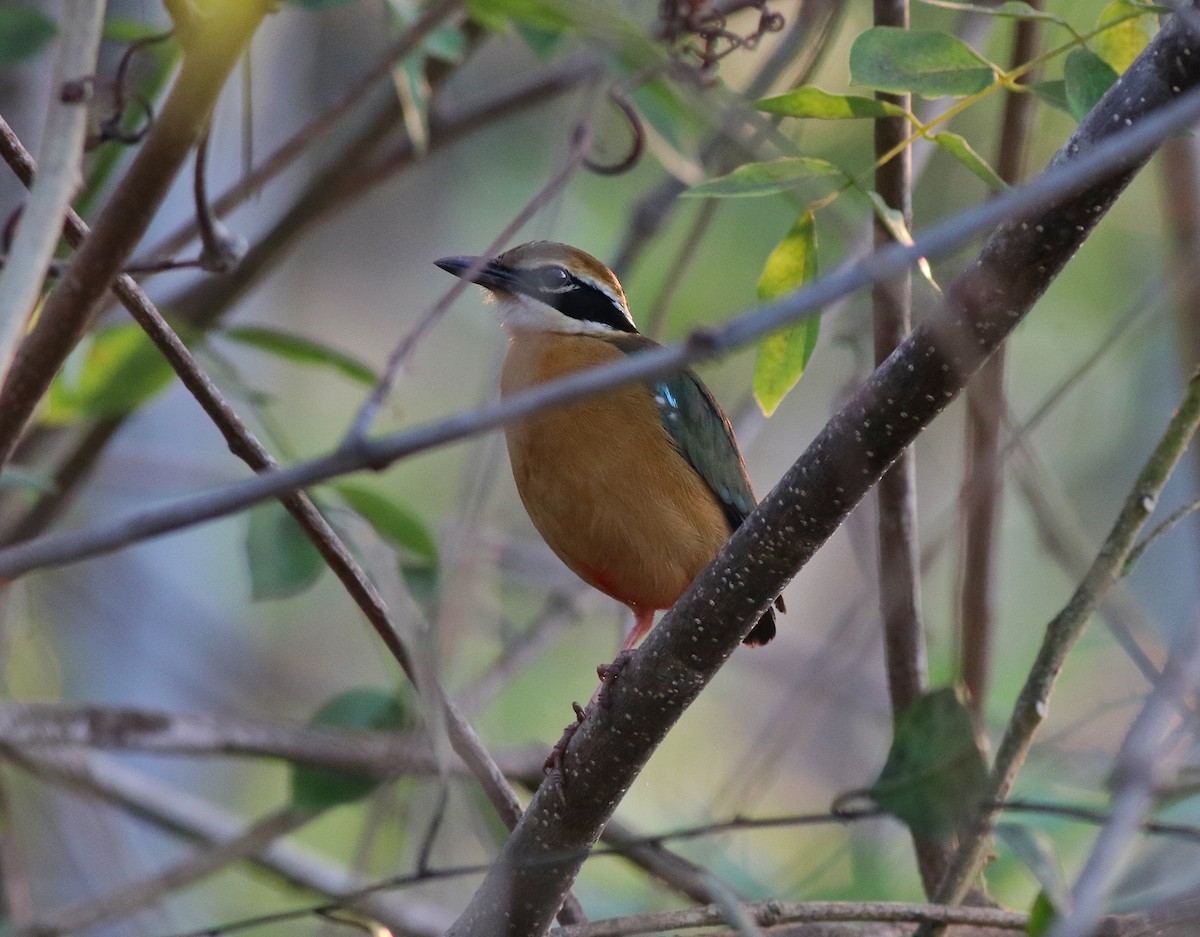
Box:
[544,701,588,790]
[595,649,633,710]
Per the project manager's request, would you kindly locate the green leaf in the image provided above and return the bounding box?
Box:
[44,325,176,425]
[868,686,988,840]
[755,87,906,120]
[401,561,440,619]
[245,502,325,601]
[1093,2,1155,74]
[1064,47,1119,122]
[754,212,819,416]
[517,22,565,58]
[0,7,56,66]
[1027,79,1071,114]
[686,157,843,199]
[849,27,997,98]
[221,326,377,387]
[1026,892,1058,936]
[930,132,1008,192]
[334,482,438,563]
[866,192,940,293]
[290,688,411,811]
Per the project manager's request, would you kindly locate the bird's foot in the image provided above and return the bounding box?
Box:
[543,700,587,789]
[595,649,634,710]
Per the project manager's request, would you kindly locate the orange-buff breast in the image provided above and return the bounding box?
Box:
[500,331,730,614]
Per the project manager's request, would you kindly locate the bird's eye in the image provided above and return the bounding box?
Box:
[536,266,573,292]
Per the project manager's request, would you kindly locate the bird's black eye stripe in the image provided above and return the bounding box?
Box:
[551,280,636,332]
[517,266,637,333]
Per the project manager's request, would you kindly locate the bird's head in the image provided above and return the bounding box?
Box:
[435,241,638,336]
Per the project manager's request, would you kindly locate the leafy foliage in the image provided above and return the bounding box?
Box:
[290,688,412,811]
[867,687,988,840]
[45,325,176,425]
[221,326,378,387]
[245,502,325,601]
[753,212,819,416]
[849,28,997,98]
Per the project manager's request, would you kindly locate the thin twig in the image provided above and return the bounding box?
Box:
[0,700,543,777]
[549,901,1029,937]
[21,807,316,937]
[1,747,449,936]
[0,0,106,388]
[1050,617,1200,937]
[146,0,465,263]
[341,116,599,442]
[926,371,1200,924]
[958,0,1042,720]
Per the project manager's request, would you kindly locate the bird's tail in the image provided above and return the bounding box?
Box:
[742,594,785,646]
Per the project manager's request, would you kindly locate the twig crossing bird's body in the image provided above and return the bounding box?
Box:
[436,241,782,651]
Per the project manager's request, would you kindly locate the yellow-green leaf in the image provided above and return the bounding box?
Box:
[930,132,1008,192]
[755,87,906,120]
[866,192,940,293]
[687,157,843,199]
[754,212,819,416]
[44,324,176,426]
[334,482,438,563]
[1093,2,1156,75]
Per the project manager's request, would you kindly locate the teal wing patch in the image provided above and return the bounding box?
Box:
[609,334,755,531]
[650,370,755,532]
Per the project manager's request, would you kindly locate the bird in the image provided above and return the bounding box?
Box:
[435,240,783,654]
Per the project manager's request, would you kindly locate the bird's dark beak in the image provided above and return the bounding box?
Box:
[434,255,518,295]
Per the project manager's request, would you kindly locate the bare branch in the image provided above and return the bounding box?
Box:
[548,901,1029,937]
[0,701,542,778]
[959,0,1043,720]
[1,747,450,936]
[928,375,1200,918]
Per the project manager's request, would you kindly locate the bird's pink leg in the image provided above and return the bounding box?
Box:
[621,607,657,651]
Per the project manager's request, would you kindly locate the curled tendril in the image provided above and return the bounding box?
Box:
[659,0,786,76]
[582,89,644,176]
[86,29,174,150]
